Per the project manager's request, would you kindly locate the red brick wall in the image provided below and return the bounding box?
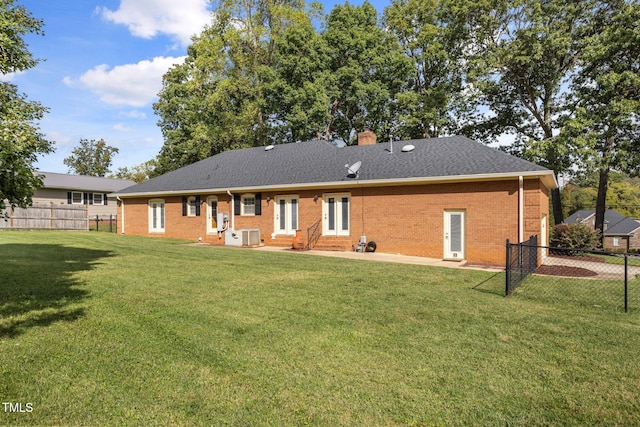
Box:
[118,177,549,265]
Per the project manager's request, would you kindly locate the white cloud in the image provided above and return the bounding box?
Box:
[99,0,212,46]
[113,123,132,132]
[119,110,147,119]
[64,56,186,107]
[0,70,23,82]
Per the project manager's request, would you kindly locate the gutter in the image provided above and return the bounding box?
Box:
[519,176,524,243]
[227,189,234,231]
[117,196,124,234]
[112,170,558,199]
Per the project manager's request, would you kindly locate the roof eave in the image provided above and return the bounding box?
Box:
[113,170,557,198]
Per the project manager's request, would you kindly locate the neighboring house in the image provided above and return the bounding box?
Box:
[113,133,557,266]
[34,172,136,218]
[565,209,640,251]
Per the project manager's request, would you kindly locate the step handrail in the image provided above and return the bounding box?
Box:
[306,219,321,250]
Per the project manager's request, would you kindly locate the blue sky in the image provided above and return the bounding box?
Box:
[5,0,389,175]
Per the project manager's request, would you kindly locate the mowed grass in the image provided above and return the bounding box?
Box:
[1,231,639,426]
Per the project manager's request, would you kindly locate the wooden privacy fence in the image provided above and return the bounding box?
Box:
[0,202,88,230]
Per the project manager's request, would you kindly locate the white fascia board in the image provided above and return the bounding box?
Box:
[113,170,557,198]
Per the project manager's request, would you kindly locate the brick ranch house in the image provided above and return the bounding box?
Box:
[565,209,640,252]
[113,132,557,266]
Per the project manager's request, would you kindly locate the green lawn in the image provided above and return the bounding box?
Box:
[1,231,639,426]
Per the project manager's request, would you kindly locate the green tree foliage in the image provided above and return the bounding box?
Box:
[63,139,119,177]
[560,0,640,236]
[0,0,53,217]
[110,160,156,183]
[383,0,472,139]
[323,2,411,143]
[262,4,330,143]
[466,0,599,224]
[562,173,640,219]
[153,0,315,175]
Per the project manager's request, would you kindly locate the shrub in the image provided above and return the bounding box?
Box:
[550,223,600,251]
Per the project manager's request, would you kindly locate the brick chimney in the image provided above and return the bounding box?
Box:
[357,129,377,146]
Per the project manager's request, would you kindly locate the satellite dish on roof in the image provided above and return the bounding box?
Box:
[345,160,361,177]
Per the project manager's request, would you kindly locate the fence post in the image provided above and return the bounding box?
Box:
[624,255,628,313]
[505,239,511,296]
[109,214,113,233]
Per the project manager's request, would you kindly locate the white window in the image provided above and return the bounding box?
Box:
[71,192,83,205]
[187,196,197,217]
[93,193,105,205]
[242,194,256,216]
[148,199,165,233]
[613,237,620,247]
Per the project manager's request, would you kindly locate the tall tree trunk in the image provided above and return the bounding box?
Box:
[594,166,609,247]
[551,185,563,225]
[594,134,615,246]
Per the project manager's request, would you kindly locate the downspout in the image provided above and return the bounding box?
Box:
[519,176,524,243]
[227,190,234,231]
[117,197,124,234]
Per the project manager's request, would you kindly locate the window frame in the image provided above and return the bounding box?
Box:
[187,196,197,217]
[93,193,105,206]
[241,194,256,216]
[71,192,84,205]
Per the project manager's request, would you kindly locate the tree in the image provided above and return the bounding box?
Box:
[63,139,119,177]
[322,2,411,143]
[466,0,598,224]
[562,173,640,219]
[110,160,156,183]
[262,4,330,143]
[0,0,53,217]
[383,0,473,140]
[154,0,313,175]
[561,0,640,238]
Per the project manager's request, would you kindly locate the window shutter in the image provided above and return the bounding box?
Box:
[195,196,201,216]
[83,193,88,205]
[182,197,187,216]
[67,192,72,204]
[255,193,262,216]
[88,193,94,205]
[104,194,108,205]
[234,194,240,216]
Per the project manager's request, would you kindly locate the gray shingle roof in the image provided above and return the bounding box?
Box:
[38,171,136,192]
[604,218,640,236]
[564,210,595,224]
[565,209,628,227]
[116,136,555,196]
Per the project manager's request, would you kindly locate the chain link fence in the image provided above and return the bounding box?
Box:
[89,215,118,232]
[506,239,640,313]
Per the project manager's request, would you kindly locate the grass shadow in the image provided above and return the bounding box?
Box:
[471,271,506,296]
[0,244,113,338]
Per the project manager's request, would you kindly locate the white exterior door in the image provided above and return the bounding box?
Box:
[444,211,465,259]
[206,196,218,234]
[323,194,350,236]
[275,196,298,235]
